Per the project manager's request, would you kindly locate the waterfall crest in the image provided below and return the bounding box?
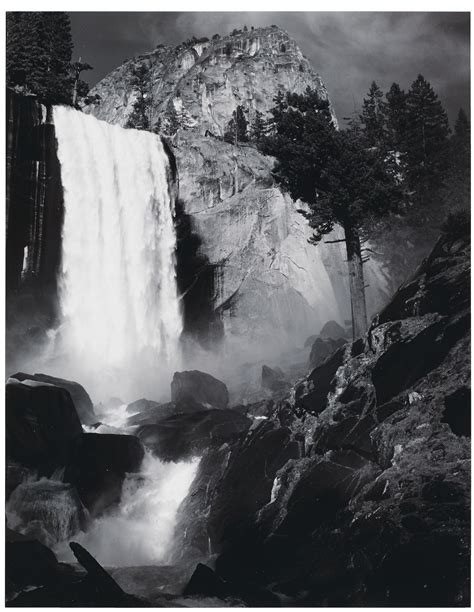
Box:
[52,107,182,401]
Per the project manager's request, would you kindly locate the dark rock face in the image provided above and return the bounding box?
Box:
[12,372,96,425]
[183,563,228,598]
[136,409,250,462]
[6,378,83,469]
[171,370,229,409]
[6,90,64,373]
[179,230,470,607]
[308,336,346,369]
[64,433,145,516]
[6,532,146,607]
[6,528,62,591]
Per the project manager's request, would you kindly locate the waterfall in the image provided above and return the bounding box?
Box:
[52,107,182,401]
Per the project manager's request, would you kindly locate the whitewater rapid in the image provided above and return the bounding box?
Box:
[52,107,182,401]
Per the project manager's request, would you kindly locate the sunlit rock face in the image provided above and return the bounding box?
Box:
[84,26,336,134]
[85,26,389,350]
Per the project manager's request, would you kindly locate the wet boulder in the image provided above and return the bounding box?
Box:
[208,420,300,548]
[136,409,250,461]
[126,399,178,426]
[171,370,229,409]
[64,433,144,516]
[12,372,96,425]
[309,336,346,369]
[6,528,63,591]
[6,377,82,469]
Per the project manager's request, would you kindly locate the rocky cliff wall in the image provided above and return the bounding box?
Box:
[6,89,63,293]
[174,226,471,607]
[84,26,336,135]
[6,89,64,369]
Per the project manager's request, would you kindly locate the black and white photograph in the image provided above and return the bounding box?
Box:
[4,8,471,607]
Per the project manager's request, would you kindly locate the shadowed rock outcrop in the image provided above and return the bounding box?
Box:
[178,228,470,607]
[12,372,96,425]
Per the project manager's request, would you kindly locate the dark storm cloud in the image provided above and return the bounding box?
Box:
[70,12,470,124]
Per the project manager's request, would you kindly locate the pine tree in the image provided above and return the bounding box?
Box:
[442,108,471,210]
[125,64,152,131]
[71,59,93,106]
[385,82,408,151]
[360,81,386,148]
[250,110,267,143]
[224,105,249,144]
[164,105,181,135]
[404,74,450,205]
[260,88,403,338]
[7,12,74,104]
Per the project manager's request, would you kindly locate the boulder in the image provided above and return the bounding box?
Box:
[261,365,290,393]
[12,372,96,425]
[208,420,300,548]
[6,528,62,590]
[308,336,346,369]
[304,334,318,348]
[7,535,146,607]
[136,409,250,461]
[126,398,209,427]
[183,563,228,598]
[6,378,82,469]
[319,320,346,341]
[171,370,229,409]
[64,433,144,516]
[295,346,345,415]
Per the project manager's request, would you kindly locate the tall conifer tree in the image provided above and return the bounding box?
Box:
[360,81,386,148]
[404,74,450,205]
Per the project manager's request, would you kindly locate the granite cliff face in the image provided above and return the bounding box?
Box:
[84,25,335,135]
[86,26,389,349]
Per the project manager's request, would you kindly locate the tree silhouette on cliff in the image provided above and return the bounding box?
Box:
[260,88,403,338]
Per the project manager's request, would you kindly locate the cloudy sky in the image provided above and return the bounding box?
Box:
[70,12,470,125]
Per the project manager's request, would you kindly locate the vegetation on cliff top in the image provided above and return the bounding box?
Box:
[6,12,93,107]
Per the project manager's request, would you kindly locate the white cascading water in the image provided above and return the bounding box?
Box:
[54,452,200,567]
[52,106,182,401]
